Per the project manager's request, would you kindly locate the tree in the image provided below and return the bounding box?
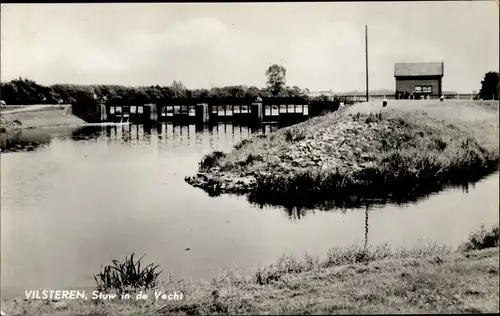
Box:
[265,64,286,96]
[171,80,187,98]
[479,71,499,100]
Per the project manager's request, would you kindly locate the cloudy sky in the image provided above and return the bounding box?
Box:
[1,2,498,92]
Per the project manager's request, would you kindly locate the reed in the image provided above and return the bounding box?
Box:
[93,253,162,292]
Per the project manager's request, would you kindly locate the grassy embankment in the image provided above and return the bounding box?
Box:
[2,224,498,315]
[186,100,499,207]
[0,105,84,134]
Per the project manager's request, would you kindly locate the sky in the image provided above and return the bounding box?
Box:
[1,2,498,93]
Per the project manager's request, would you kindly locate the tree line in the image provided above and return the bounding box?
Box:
[3,66,495,106]
[0,78,313,106]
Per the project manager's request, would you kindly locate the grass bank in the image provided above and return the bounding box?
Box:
[185,100,499,207]
[2,224,498,315]
[0,105,85,134]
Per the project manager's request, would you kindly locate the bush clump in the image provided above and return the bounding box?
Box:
[459,224,499,252]
[199,151,226,171]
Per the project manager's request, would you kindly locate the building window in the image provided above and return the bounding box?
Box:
[130,106,137,114]
[287,104,295,113]
[241,105,248,114]
[161,106,166,116]
[295,104,303,113]
[415,85,432,93]
[116,106,122,113]
[110,107,115,114]
[138,106,143,114]
[279,104,287,113]
[233,105,241,114]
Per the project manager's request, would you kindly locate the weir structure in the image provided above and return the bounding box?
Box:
[76,95,358,125]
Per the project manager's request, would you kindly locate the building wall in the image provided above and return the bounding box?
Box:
[395,76,442,96]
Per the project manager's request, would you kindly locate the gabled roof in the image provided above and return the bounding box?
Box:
[394,62,444,77]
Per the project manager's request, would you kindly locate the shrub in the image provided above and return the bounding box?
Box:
[459,224,499,252]
[94,253,162,292]
[199,150,226,171]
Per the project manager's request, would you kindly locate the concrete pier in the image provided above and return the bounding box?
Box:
[100,103,107,122]
[149,103,157,122]
[196,103,210,123]
[251,102,263,123]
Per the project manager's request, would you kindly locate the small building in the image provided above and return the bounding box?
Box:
[394,62,444,99]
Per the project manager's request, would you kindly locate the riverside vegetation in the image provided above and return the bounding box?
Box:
[185,100,499,208]
[2,224,498,315]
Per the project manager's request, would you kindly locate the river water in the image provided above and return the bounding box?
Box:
[1,123,498,299]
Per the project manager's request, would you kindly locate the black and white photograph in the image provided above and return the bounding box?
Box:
[1,1,499,315]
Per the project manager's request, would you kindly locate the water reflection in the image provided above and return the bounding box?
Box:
[1,122,498,300]
[0,123,281,154]
[246,168,498,219]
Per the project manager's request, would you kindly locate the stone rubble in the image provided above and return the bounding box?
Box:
[185,113,394,196]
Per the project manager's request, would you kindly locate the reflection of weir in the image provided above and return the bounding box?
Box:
[102,124,152,142]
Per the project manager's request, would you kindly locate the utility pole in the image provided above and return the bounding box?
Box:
[365,25,369,102]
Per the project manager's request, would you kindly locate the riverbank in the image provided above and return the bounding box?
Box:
[2,225,498,315]
[185,100,499,206]
[0,105,86,134]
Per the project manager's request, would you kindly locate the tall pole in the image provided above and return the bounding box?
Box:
[365,25,369,102]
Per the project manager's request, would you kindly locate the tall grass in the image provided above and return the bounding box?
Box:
[254,243,452,285]
[94,253,162,292]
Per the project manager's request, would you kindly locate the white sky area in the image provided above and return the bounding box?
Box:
[1,2,498,92]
